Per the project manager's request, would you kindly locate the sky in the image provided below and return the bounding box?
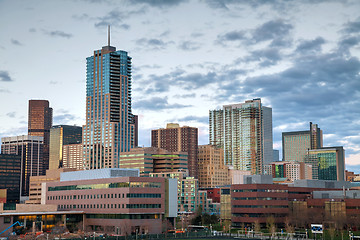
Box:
[0,0,360,172]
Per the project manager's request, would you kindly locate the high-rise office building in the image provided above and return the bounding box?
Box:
[306,147,345,181]
[273,149,279,162]
[83,33,137,169]
[209,98,273,174]
[0,154,21,203]
[282,122,323,162]
[151,123,198,178]
[28,100,52,174]
[198,145,229,188]
[49,125,82,169]
[1,135,43,198]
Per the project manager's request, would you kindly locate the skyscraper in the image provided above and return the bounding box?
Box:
[282,122,323,162]
[0,154,21,203]
[28,100,52,174]
[83,32,136,169]
[209,98,273,174]
[1,135,43,198]
[306,147,345,181]
[49,125,82,169]
[151,123,198,178]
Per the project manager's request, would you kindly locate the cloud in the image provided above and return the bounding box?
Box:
[178,41,201,51]
[176,115,209,124]
[216,19,293,47]
[6,112,16,118]
[128,0,186,8]
[0,71,13,82]
[94,9,145,28]
[173,93,196,98]
[133,97,191,111]
[11,39,23,46]
[136,38,173,50]
[295,37,325,54]
[343,17,360,34]
[217,30,246,45]
[42,30,73,38]
[53,113,77,125]
[29,28,36,33]
[252,19,293,46]
[346,153,360,166]
[245,48,283,67]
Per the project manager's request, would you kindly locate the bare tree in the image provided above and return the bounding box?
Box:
[266,216,276,238]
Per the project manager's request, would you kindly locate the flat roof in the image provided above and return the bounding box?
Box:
[0,211,84,216]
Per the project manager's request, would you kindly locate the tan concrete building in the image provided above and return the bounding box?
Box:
[198,145,230,188]
[63,143,83,170]
[26,168,77,204]
[120,147,188,176]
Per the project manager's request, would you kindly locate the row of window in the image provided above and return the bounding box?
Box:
[49,193,161,201]
[48,181,162,192]
[86,214,160,219]
[233,197,288,201]
[58,203,161,210]
[233,189,288,193]
[233,205,288,208]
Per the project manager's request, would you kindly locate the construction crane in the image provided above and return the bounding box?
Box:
[0,221,22,235]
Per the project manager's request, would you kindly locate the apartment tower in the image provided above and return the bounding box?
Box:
[151,123,198,178]
[83,29,137,169]
[209,98,273,174]
[28,100,52,174]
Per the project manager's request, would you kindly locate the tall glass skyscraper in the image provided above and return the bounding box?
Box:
[83,40,136,169]
[209,98,273,174]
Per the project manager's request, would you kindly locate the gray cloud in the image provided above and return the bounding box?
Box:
[136,38,173,50]
[0,71,13,82]
[53,113,76,125]
[133,97,191,111]
[173,93,196,98]
[343,17,360,34]
[94,8,145,28]
[29,28,36,33]
[216,19,293,47]
[178,41,201,51]
[42,30,73,38]
[11,39,23,46]
[176,115,209,124]
[128,0,186,8]
[252,19,293,45]
[6,112,16,118]
[244,48,283,67]
[295,37,325,54]
[217,30,246,44]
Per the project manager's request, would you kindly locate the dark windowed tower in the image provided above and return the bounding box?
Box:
[28,100,52,174]
[83,29,136,169]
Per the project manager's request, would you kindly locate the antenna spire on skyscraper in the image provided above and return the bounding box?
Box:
[108,25,110,46]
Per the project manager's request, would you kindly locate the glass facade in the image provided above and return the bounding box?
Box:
[49,125,82,169]
[28,100,52,175]
[0,154,21,203]
[83,45,136,169]
[307,147,345,181]
[1,136,44,197]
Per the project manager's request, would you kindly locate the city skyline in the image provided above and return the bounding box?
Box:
[0,1,360,172]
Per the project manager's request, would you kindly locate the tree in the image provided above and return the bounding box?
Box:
[266,216,276,238]
[254,220,261,234]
